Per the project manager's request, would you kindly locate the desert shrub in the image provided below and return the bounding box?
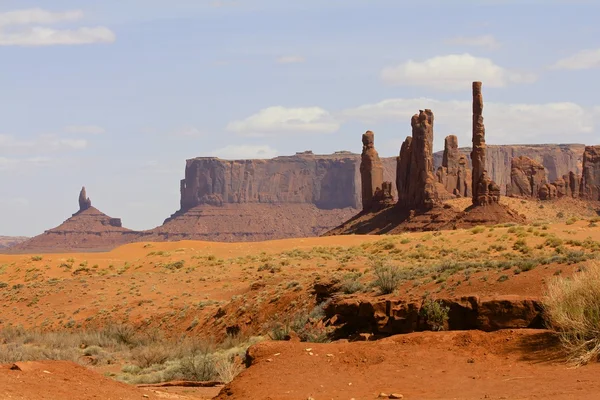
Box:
[177,342,217,381]
[513,239,530,254]
[130,344,171,368]
[544,262,600,365]
[545,236,564,248]
[268,302,332,343]
[104,324,139,346]
[419,298,449,331]
[214,354,244,383]
[470,226,485,235]
[340,272,364,294]
[372,263,403,294]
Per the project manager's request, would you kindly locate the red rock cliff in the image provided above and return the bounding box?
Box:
[179,153,398,212]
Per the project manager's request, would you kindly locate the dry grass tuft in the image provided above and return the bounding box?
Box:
[544,262,600,365]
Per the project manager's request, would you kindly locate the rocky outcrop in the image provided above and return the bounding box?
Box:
[433,144,585,195]
[78,187,92,212]
[6,189,136,253]
[436,135,471,197]
[397,109,438,209]
[360,131,388,210]
[471,82,500,206]
[580,146,600,201]
[325,295,543,337]
[510,156,547,198]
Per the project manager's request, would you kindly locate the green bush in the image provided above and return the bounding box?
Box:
[372,263,403,294]
[419,299,449,331]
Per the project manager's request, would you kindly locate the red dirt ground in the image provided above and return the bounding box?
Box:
[0,361,221,400]
[218,330,600,400]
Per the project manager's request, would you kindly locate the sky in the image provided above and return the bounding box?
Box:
[2,0,600,236]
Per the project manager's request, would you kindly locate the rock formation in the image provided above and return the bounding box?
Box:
[510,156,547,198]
[471,82,500,206]
[6,188,134,253]
[580,146,600,201]
[568,171,581,198]
[78,187,92,212]
[360,131,387,210]
[436,135,472,197]
[397,109,438,209]
[0,236,29,250]
[433,144,585,194]
[509,154,586,201]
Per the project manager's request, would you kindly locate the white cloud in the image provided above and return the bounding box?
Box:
[0,156,54,171]
[342,98,596,145]
[550,49,600,70]
[381,54,536,91]
[0,8,115,46]
[226,106,340,136]
[0,134,88,154]
[64,125,105,135]
[212,144,279,159]
[445,35,500,50]
[169,126,205,138]
[276,55,305,64]
[0,8,82,26]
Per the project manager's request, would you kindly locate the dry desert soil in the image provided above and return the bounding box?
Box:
[2,198,600,399]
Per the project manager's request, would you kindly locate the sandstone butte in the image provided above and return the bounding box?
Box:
[4,81,600,253]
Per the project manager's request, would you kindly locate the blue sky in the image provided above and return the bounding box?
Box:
[1,0,600,236]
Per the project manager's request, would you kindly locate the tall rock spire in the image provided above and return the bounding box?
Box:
[471,82,500,206]
[78,186,92,212]
[360,131,385,210]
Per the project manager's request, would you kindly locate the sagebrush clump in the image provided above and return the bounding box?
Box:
[544,262,600,365]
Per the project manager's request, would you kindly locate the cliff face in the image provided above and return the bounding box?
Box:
[180,154,361,210]
[179,153,399,213]
[433,144,585,195]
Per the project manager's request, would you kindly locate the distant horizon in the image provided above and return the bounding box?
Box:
[2,1,600,236]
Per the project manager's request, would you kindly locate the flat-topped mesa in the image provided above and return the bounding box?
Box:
[360,131,386,210]
[510,156,547,198]
[471,81,500,206]
[78,186,92,212]
[580,145,600,200]
[436,135,472,197]
[397,109,438,210]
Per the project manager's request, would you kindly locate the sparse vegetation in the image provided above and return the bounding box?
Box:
[544,262,600,365]
[372,263,403,294]
[419,298,449,331]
